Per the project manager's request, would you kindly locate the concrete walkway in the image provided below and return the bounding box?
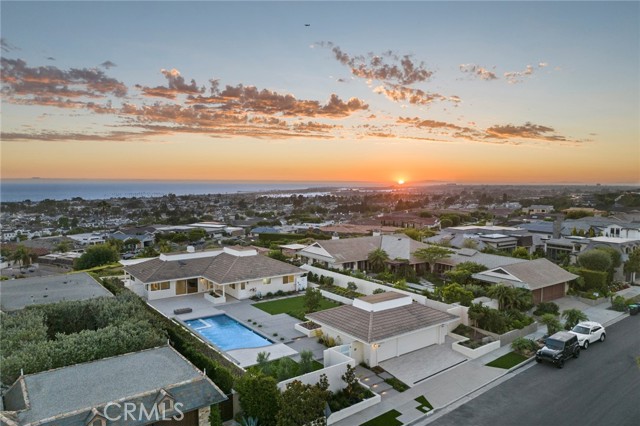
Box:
[333,288,636,426]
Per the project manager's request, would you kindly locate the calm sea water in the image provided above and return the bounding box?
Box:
[0,179,369,202]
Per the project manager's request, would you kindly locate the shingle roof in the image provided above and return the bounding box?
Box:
[0,273,113,312]
[3,346,226,426]
[437,249,527,270]
[124,252,303,284]
[359,291,408,304]
[474,258,578,290]
[300,235,430,264]
[307,303,457,343]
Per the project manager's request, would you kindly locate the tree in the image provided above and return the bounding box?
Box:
[74,244,120,270]
[440,283,474,306]
[444,261,487,285]
[414,246,454,273]
[256,351,271,376]
[11,245,33,269]
[462,238,479,249]
[299,350,314,375]
[209,405,223,426]
[341,364,358,399]
[188,228,207,242]
[236,372,280,426]
[540,313,562,336]
[578,249,612,272]
[562,309,588,330]
[267,250,288,262]
[367,248,389,273]
[487,284,516,311]
[304,286,322,314]
[624,248,640,283]
[54,240,72,253]
[277,376,330,426]
[511,247,530,260]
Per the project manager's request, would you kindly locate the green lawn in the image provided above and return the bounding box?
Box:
[486,351,529,369]
[253,295,340,320]
[360,409,403,426]
[414,395,433,413]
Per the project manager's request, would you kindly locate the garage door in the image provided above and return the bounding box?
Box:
[542,283,565,301]
[397,328,439,356]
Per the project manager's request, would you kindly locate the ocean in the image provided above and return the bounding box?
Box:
[0,179,373,202]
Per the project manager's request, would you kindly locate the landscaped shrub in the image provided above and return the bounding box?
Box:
[611,295,627,312]
[373,288,386,294]
[533,301,560,316]
[510,337,539,357]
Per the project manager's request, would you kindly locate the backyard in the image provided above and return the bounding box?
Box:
[253,295,340,320]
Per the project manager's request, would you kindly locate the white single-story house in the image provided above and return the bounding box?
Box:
[123,246,306,302]
[298,234,432,274]
[472,258,578,303]
[306,292,458,367]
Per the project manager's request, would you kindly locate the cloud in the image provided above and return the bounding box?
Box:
[503,63,548,84]
[317,41,433,85]
[485,122,570,142]
[1,58,128,101]
[187,82,368,118]
[137,68,204,99]
[1,38,19,52]
[1,130,163,142]
[47,57,56,61]
[459,64,498,80]
[374,84,460,106]
[100,60,117,69]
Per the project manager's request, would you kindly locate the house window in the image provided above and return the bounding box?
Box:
[263,278,271,284]
[91,419,105,426]
[230,283,236,290]
[283,275,295,284]
[150,282,170,291]
[240,282,246,290]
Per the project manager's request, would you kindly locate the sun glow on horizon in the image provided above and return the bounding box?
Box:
[397,179,405,185]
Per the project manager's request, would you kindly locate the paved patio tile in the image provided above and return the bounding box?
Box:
[354,366,377,379]
[377,372,393,379]
[369,381,392,394]
[286,336,326,361]
[378,388,399,399]
[361,375,385,386]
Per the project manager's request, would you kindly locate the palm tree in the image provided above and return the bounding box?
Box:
[367,248,389,273]
[487,284,516,311]
[11,245,33,270]
[540,313,562,336]
[562,309,588,330]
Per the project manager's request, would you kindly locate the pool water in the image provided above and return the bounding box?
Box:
[185,314,272,351]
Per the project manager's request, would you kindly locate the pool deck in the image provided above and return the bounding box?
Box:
[227,344,298,368]
[148,293,320,367]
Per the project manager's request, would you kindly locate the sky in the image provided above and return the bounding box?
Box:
[1,1,639,185]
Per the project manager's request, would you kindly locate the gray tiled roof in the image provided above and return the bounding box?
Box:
[3,346,226,426]
[307,303,457,343]
[0,273,113,312]
[437,249,527,270]
[473,258,578,290]
[124,252,303,284]
[301,235,430,264]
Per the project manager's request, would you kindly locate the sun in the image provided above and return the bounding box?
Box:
[397,179,405,185]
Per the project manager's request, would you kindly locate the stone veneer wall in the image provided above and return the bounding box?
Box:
[198,406,210,426]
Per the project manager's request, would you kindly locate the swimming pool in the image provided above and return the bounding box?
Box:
[184,314,272,351]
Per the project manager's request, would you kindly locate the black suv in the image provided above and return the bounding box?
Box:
[535,331,580,368]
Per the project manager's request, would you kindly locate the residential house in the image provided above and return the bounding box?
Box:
[307,292,458,367]
[297,234,432,274]
[1,346,226,426]
[379,213,440,230]
[0,272,113,312]
[123,246,306,302]
[472,258,578,303]
[523,205,554,215]
[433,248,527,275]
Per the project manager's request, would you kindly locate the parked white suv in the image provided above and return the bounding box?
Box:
[569,321,606,349]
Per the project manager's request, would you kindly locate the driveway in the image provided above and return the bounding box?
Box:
[379,336,467,387]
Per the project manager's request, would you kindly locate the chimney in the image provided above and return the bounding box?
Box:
[553,215,563,239]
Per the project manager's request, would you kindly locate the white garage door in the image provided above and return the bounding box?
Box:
[397,327,439,356]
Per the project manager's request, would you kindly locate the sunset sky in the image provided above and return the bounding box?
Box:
[1,1,638,184]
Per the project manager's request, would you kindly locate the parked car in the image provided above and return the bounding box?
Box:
[568,321,606,349]
[536,331,580,368]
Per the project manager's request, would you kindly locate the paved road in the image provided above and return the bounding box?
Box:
[423,316,640,426]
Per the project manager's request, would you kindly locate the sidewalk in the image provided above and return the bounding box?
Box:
[333,291,635,426]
